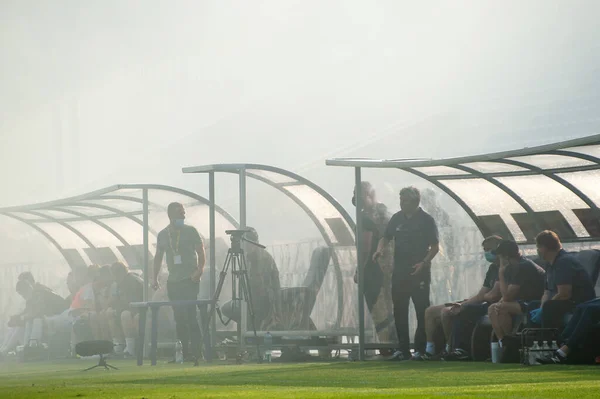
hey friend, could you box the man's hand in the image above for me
[151,279,160,291]
[411,262,429,276]
[191,268,204,283]
[449,303,462,316]
[353,269,358,284]
[372,250,382,262]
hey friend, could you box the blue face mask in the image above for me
[484,251,497,263]
[173,219,185,227]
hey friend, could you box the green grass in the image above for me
[0,359,598,398]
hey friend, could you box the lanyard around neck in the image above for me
[168,227,181,254]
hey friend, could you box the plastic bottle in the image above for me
[529,341,540,366]
[264,332,273,363]
[542,341,551,358]
[551,340,559,352]
[175,340,184,364]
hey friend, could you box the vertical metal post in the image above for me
[355,167,365,361]
[142,188,149,302]
[209,171,217,351]
[239,168,247,349]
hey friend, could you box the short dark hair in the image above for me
[495,240,520,259]
[482,235,503,247]
[167,202,183,220]
[535,230,561,251]
[111,261,129,276]
[18,271,35,285]
[244,227,259,243]
[399,186,421,204]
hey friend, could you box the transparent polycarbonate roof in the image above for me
[327,134,600,244]
[0,184,238,269]
[182,164,356,248]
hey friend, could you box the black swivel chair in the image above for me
[75,340,118,371]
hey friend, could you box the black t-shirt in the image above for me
[29,287,68,317]
[504,257,546,301]
[546,250,596,304]
[384,207,439,274]
[482,263,499,289]
[114,273,144,311]
[360,211,380,265]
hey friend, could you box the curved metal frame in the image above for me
[0,184,239,270]
[326,134,600,245]
[182,164,356,331]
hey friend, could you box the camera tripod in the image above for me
[209,229,264,363]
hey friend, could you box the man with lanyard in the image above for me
[373,186,440,361]
[153,202,206,363]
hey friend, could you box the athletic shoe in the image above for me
[442,348,470,361]
[387,350,406,361]
[412,352,435,361]
[536,351,567,365]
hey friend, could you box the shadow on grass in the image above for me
[121,362,600,390]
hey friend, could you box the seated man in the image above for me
[221,227,281,331]
[106,261,144,356]
[537,297,600,364]
[432,236,503,361]
[535,231,596,330]
[488,240,545,353]
[15,279,68,347]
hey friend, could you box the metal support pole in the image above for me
[209,171,217,352]
[355,167,365,361]
[239,168,248,350]
[142,188,149,302]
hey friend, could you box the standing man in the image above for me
[352,181,396,352]
[373,186,440,361]
[153,202,206,363]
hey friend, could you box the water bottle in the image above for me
[542,341,551,358]
[175,340,184,364]
[529,341,540,366]
[551,340,559,352]
[264,332,273,363]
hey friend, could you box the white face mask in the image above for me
[173,219,185,227]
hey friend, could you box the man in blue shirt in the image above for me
[535,231,596,330]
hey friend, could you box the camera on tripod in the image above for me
[225,229,265,252]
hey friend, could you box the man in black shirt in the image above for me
[373,186,439,360]
[421,235,503,361]
[352,182,395,350]
[535,230,596,330]
[106,261,144,356]
[488,240,545,347]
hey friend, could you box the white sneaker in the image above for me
[387,350,405,361]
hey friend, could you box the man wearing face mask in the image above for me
[535,230,595,330]
[373,186,439,361]
[418,235,503,361]
[352,181,396,354]
[487,240,545,358]
[153,202,206,363]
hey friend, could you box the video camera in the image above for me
[225,229,266,251]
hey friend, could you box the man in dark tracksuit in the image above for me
[373,186,440,360]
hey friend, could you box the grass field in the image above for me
[0,359,598,398]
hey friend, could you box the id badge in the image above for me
[174,255,182,265]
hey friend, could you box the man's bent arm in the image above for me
[552,284,572,301]
[153,248,164,284]
[423,242,439,264]
[482,282,501,303]
[196,242,206,272]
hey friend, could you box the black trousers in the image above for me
[541,300,575,331]
[451,303,490,352]
[167,278,202,358]
[391,272,430,355]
